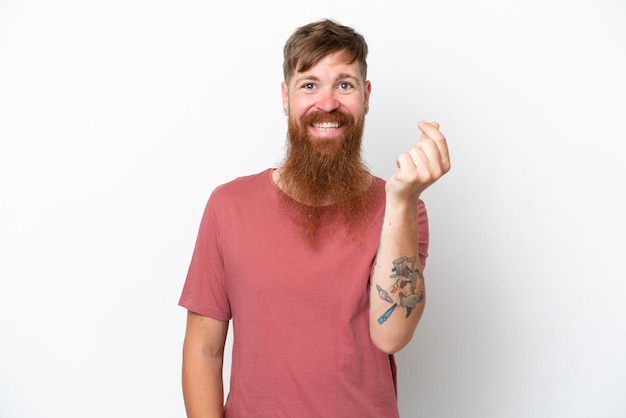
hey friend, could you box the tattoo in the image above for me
[375,284,394,304]
[377,303,397,324]
[377,256,425,324]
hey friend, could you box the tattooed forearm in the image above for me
[376,256,425,324]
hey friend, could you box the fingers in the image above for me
[395,151,421,173]
[418,121,443,143]
[410,140,442,173]
[417,121,451,173]
[388,120,451,199]
[420,121,440,130]
[397,145,434,180]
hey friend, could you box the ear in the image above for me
[364,80,372,109]
[281,82,289,110]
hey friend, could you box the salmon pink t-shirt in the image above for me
[179,168,429,418]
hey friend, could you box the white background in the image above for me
[1,0,625,417]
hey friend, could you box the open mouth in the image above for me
[312,122,342,132]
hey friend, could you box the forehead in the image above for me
[293,52,363,81]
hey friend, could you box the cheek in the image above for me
[331,93,364,113]
[340,105,364,120]
[289,97,313,114]
[290,104,315,122]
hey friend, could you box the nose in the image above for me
[315,88,340,112]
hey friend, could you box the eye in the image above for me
[339,81,353,91]
[302,82,315,90]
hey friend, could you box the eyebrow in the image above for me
[293,73,360,85]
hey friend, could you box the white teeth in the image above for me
[313,122,340,130]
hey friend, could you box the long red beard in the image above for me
[278,109,373,246]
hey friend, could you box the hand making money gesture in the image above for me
[386,121,451,202]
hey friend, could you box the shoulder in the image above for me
[369,175,386,196]
[210,168,274,200]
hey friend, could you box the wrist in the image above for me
[385,193,419,214]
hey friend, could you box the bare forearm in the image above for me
[182,313,228,418]
[182,349,225,418]
[369,200,425,354]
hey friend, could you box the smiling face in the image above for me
[277,51,374,245]
[282,51,371,150]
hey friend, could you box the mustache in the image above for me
[301,110,354,127]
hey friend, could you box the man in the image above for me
[179,18,450,417]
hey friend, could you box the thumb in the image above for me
[418,120,440,131]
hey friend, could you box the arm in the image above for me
[182,310,229,418]
[369,121,450,354]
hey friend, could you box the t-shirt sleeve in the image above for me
[417,199,430,270]
[178,192,231,321]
